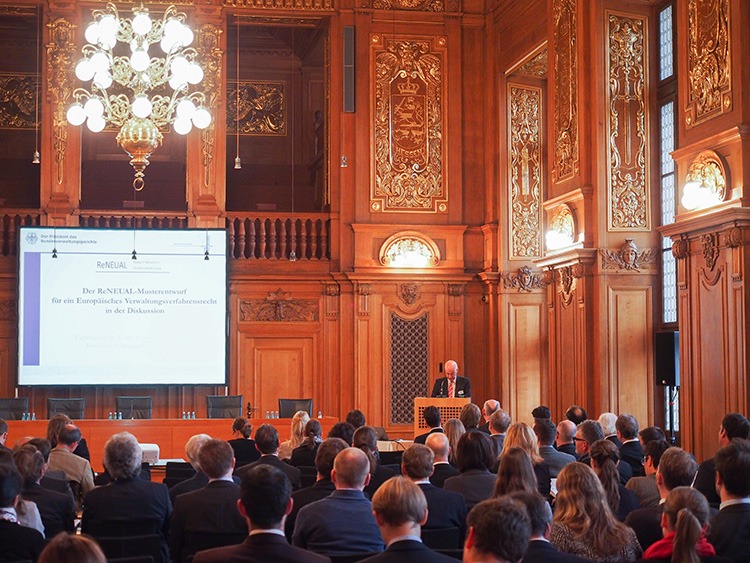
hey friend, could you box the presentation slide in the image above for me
[17,227,227,386]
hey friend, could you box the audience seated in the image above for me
[286,437,349,540]
[492,446,540,499]
[625,446,697,553]
[489,409,511,457]
[478,400,500,434]
[638,426,667,449]
[705,438,750,561]
[617,414,645,477]
[442,418,466,467]
[170,438,248,563]
[169,433,213,504]
[531,405,551,421]
[459,403,482,432]
[353,426,395,497]
[47,424,94,510]
[38,532,107,563]
[279,410,310,461]
[401,444,467,539]
[193,464,330,563]
[425,433,459,488]
[82,432,171,562]
[290,419,323,467]
[0,449,44,535]
[0,465,45,562]
[345,409,367,430]
[0,419,9,453]
[550,462,642,561]
[443,431,496,510]
[589,439,640,521]
[293,447,384,556]
[47,414,91,462]
[327,422,355,446]
[599,412,622,447]
[555,420,578,459]
[693,413,750,509]
[235,424,302,490]
[576,419,632,484]
[463,497,530,563]
[565,405,587,426]
[534,418,575,477]
[228,417,260,467]
[414,406,443,444]
[26,437,74,501]
[626,439,670,508]
[361,476,456,562]
[500,423,551,498]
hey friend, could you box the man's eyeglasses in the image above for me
[573,437,587,443]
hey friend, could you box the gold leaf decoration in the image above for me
[227,81,286,136]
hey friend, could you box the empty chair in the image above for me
[162,461,196,489]
[47,398,85,420]
[0,397,29,420]
[278,398,313,419]
[206,395,242,419]
[96,534,163,563]
[116,396,153,419]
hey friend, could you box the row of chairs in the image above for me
[0,396,313,420]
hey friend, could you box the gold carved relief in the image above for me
[600,239,655,272]
[552,0,578,183]
[0,74,38,129]
[197,24,223,188]
[239,288,319,322]
[701,232,719,271]
[516,49,548,79]
[686,0,731,126]
[224,0,333,8]
[398,283,421,306]
[227,81,286,136]
[509,84,543,258]
[46,18,77,186]
[559,266,575,307]
[373,0,444,11]
[371,35,446,212]
[502,266,545,292]
[607,13,649,230]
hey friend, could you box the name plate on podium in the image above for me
[414,397,470,437]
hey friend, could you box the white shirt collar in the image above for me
[387,534,421,547]
[720,498,750,510]
[249,528,284,537]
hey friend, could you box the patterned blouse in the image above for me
[550,521,643,562]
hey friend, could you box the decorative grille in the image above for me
[389,312,429,424]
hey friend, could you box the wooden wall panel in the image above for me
[507,300,545,424]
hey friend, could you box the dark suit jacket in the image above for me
[22,481,76,537]
[606,434,623,448]
[170,471,209,504]
[619,440,645,477]
[443,468,495,511]
[694,458,721,509]
[624,504,663,552]
[414,428,443,445]
[418,483,467,538]
[228,438,261,467]
[615,483,641,521]
[0,520,45,562]
[360,539,456,562]
[430,376,471,398]
[192,532,331,563]
[707,503,750,561]
[556,442,578,459]
[170,480,248,563]
[429,463,459,488]
[286,478,336,540]
[364,463,396,498]
[478,421,491,434]
[290,443,319,467]
[235,455,302,490]
[522,539,593,563]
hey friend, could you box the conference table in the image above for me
[7,416,340,473]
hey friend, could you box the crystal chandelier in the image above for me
[66,2,211,190]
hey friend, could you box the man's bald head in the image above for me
[556,420,576,444]
[332,447,371,490]
[426,432,450,461]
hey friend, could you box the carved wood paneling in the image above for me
[373,0,444,11]
[371,35,447,213]
[0,74,38,129]
[227,81,286,135]
[239,289,319,322]
[508,302,545,424]
[600,239,655,272]
[223,0,333,9]
[509,84,543,258]
[607,12,649,230]
[552,0,578,184]
[686,0,731,127]
[515,49,548,79]
[46,17,76,186]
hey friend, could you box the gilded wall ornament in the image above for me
[227,81,286,135]
[447,284,463,297]
[239,288,319,322]
[672,239,689,260]
[373,0,443,11]
[552,0,579,183]
[516,49,548,79]
[0,74,38,129]
[559,265,574,307]
[600,239,655,271]
[502,266,544,292]
[509,84,542,258]
[372,36,446,212]
[398,283,421,306]
[607,13,649,230]
[223,0,333,8]
[686,0,731,126]
[701,232,719,271]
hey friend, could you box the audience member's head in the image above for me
[301,419,322,450]
[46,414,73,448]
[493,446,537,498]
[0,465,23,508]
[239,465,291,529]
[422,406,441,428]
[38,533,106,563]
[197,439,234,479]
[103,432,142,480]
[644,439,670,475]
[482,400,500,421]
[556,419,577,445]
[443,418,466,464]
[0,449,12,469]
[401,444,434,480]
[314,437,349,480]
[720,413,750,444]
[490,409,511,435]
[231,417,253,439]
[328,421,355,446]
[353,426,379,475]
[288,411,311,449]
[456,431,495,473]
[531,405,551,420]
[345,409,366,429]
[598,413,618,437]
[184,434,212,470]
[565,405,587,425]
[425,432,450,462]
[27,438,52,462]
[460,403,482,430]
[371,476,427,529]
[589,439,621,514]
[615,414,639,440]
[0,419,7,444]
[331,447,371,490]
[501,422,542,463]
[661,487,710,563]
[57,425,82,449]
[255,424,280,455]
[464,498,530,563]
[576,419,604,456]
[533,418,557,447]
[13,445,45,487]
[657,447,698,492]
[638,425,666,447]
[509,490,553,540]
[715,438,750,499]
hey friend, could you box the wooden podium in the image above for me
[414,397,470,437]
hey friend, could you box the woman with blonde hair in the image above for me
[642,486,718,562]
[500,422,551,498]
[492,446,539,498]
[589,439,639,521]
[278,410,310,460]
[550,462,642,561]
[443,418,465,467]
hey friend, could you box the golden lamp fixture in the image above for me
[66,2,211,190]
[680,150,727,212]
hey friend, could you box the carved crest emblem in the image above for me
[398,283,421,306]
[701,233,719,271]
[600,239,655,272]
[502,266,544,292]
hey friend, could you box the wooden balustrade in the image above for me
[227,213,330,261]
[79,214,189,229]
[0,211,41,256]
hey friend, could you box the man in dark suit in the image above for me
[430,359,471,398]
[617,413,645,476]
[510,491,590,563]
[694,412,750,509]
[0,466,45,562]
[414,406,443,444]
[0,418,10,453]
[489,409,511,457]
[15,445,75,538]
[235,424,302,489]
[624,446,697,553]
[402,444,467,540]
[534,418,575,478]
[285,437,348,540]
[576,419,632,484]
[193,464,330,563]
[170,439,248,563]
[425,433,459,488]
[599,412,623,447]
[555,420,578,459]
[361,477,456,562]
[463,497,530,563]
[170,433,213,504]
[706,438,750,561]
[478,400,500,434]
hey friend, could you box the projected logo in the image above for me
[25,232,38,245]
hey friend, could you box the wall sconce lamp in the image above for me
[681,150,727,211]
[545,204,576,252]
[380,232,440,268]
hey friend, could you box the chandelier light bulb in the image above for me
[160,35,177,54]
[192,107,211,129]
[93,71,113,90]
[168,75,187,92]
[173,117,192,135]
[170,55,189,78]
[176,99,196,119]
[98,14,118,38]
[186,62,204,85]
[681,181,701,211]
[131,49,150,72]
[132,13,153,36]
[83,97,105,119]
[90,51,109,73]
[86,115,106,133]
[75,59,95,82]
[132,95,152,118]
[178,25,194,48]
[66,103,86,126]
[84,22,100,45]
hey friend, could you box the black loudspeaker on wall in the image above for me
[655,331,679,387]
[343,26,355,113]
